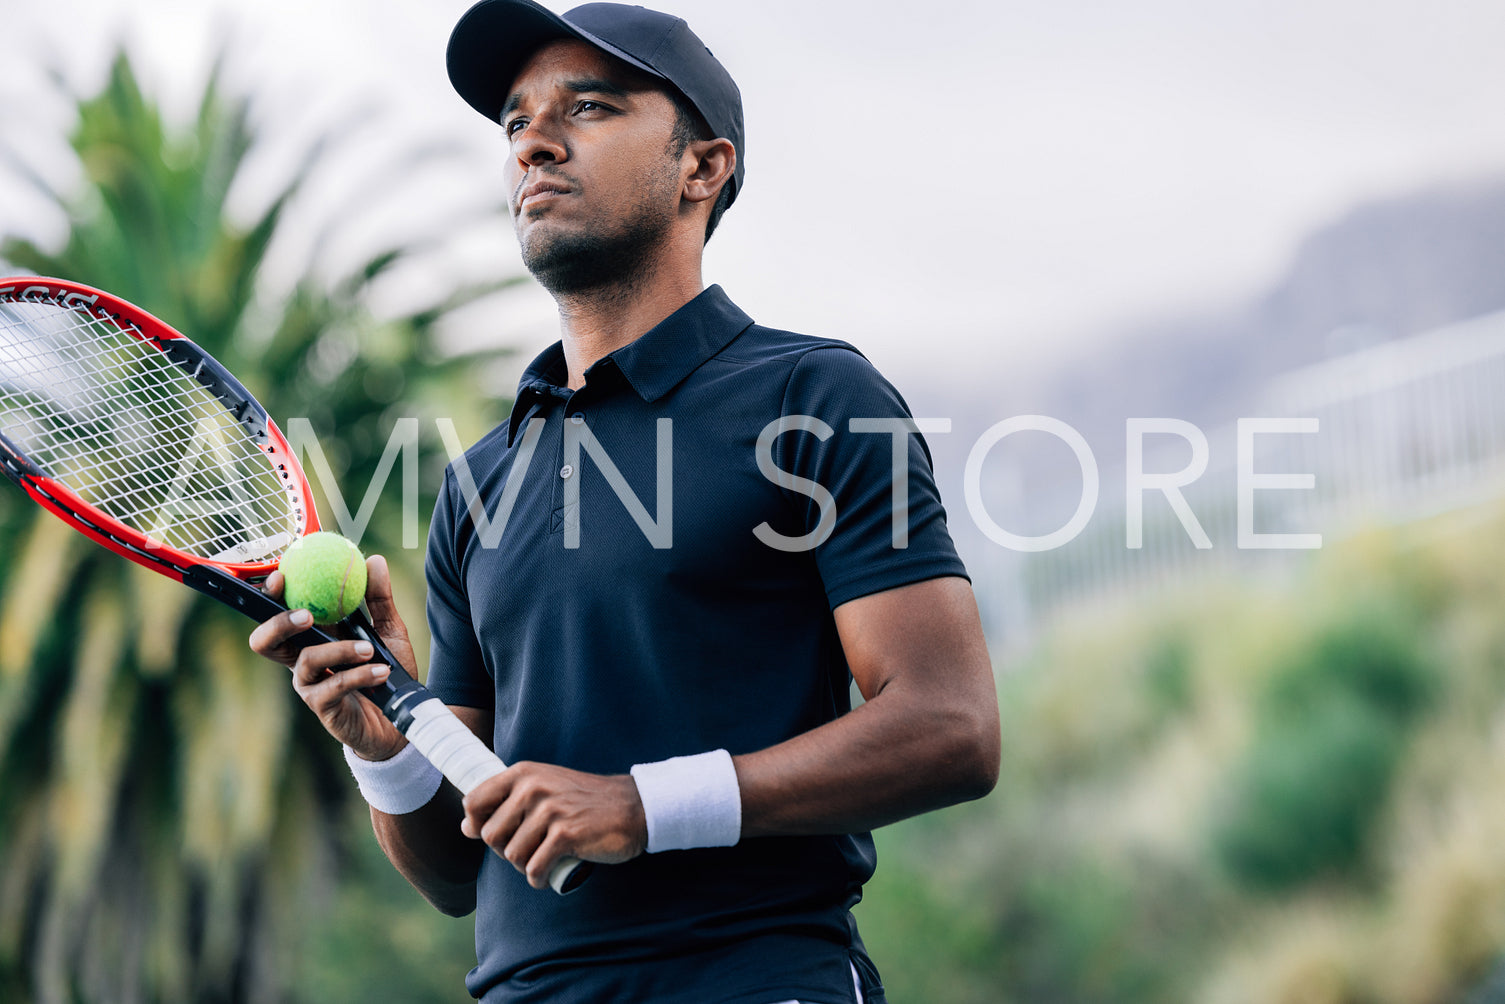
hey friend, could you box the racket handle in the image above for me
[402,696,506,793]
[401,697,593,895]
[192,566,595,893]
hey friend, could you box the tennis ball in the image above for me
[280,532,367,625]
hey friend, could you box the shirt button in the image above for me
[570,413,585,425]
[560,464,574,479]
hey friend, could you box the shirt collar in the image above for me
[506,285,754,445]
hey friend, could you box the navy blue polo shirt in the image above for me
[424,285,967,1004]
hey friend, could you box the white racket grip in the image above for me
[403,697,506,794]
[401,698,588,894]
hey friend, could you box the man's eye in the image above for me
[575,100,604,114]
[504,119,527,137]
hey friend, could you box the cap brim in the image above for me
[447,0,666,124]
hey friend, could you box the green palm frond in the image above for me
[0,44,516,1002]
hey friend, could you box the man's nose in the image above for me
[513,117,567,168]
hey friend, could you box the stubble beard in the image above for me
[519,172,678,299]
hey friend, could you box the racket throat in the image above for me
[182,564,286,620]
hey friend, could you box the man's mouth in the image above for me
[517,178,572,212]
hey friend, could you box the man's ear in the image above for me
[682,138,736,206]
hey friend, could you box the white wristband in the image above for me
[343,742,444,815]
[630,749,742,853]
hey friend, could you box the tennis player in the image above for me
[251,2,999,1001]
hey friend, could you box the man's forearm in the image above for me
[733,680,999,838]
[372,783,486,916]
[735,575,1000,839]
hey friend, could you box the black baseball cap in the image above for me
[447,0,745,205]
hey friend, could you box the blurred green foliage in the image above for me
[1213,691,1401,890]
[1213,603,1434,890]
[0,48,514,1002]
[293,805,479,1002]
[855,505,1505,1004]
[1142,634,1195,723]
[1259,604,1435,726]
[9,29,1505,1004]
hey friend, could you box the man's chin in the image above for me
[524,238,603,295]
[521,221,666,297]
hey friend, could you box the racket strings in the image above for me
[0,313,288,553]
[0,318,227,489]
[0,309,289,532]
[0,300,297,561]
[0,330,292,559]
[9,345,273,514]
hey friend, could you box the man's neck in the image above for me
[553,251,704,390]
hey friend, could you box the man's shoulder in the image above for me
[437,420,512,489]
[717,320,863,367]
[711,320,908,407]
[710,323,878,382]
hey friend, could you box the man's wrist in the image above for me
[630,749,742,852]
[343,741,443,815]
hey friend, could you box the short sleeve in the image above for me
[771,346,968,609]
[422,469,494,708]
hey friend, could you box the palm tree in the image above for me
[0,50,519,1002]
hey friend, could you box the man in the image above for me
[251,2,999,1001]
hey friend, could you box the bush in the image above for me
[1212,603,1433,891]
[1259,605,1434,727]
[1212,694,1402,890]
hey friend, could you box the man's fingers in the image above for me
[508,806,581,889]
[297,661,391,717]
[248,607,315,658]
[461,769,517,839]
[461,765,605,888]
[456,766,646,885]
[364,554,397,620]
[526,830,579,890]
[478,789,533,858]
[360,554,418,673]
[249,558,408,757]
[292,639,380,686]
[506,816,553,887]
[475,771,558,887]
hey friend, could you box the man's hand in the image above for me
[460,764,647,889]
[248,553,413,762]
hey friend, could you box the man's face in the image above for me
[500,39,686,294]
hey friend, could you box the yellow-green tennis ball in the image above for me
[281,532,367,625]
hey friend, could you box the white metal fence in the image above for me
[973,309,1505,644]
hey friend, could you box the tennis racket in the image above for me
[0,276,590,894]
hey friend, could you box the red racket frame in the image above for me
[0,276,593,894]
[0,277,318,587]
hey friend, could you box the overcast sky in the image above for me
[5,0,1505,391]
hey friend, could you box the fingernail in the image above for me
[355,641,374,658]
[371,665,389,682]
[291,610,312,626]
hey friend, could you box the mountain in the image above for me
[1035,175,1505,451]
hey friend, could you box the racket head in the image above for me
[0,276,319,584]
